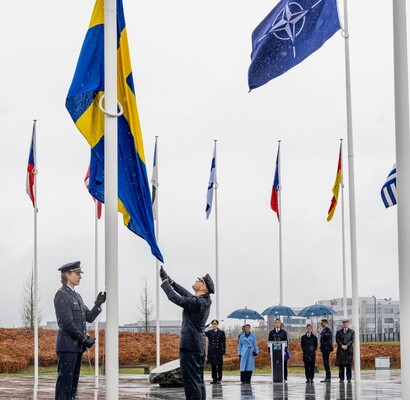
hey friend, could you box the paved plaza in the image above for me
[0,370,401,399]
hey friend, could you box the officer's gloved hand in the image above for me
[83,336,96,349]
[94,291,106,307]
[159,266,169,282]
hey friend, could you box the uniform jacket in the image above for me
[335,328,355,366]
[238,332,259,372]
[205,328,226,364]
[301,332,318,362]
[54,285,101,353]
[320,326,334,354]
[161,279,211,353]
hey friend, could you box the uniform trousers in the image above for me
[304,359,315,381]
[211,363,223,382]
[322,351,332,380]
[55,352,83,400]
[180,348,206,400]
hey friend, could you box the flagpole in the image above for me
[340,139,347,320]
[213,140,220,320]
[277,140,283,305]
[32,120,38,391]
[94,200,99,386]
[342,0,360,381]
[392,1,410,397]
[104,0,119,397]
[154,136,161,368]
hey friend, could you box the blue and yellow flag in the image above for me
[66,0,163,262]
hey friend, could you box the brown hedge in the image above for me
[0,328,400,373]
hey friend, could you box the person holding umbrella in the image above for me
[238,324,259,384]
[319,318,334,382]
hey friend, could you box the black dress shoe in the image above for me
[306,380,310,383]
[321,379,331,382]
[210,381,217,384]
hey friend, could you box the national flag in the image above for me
[26,121,36,208]
[84,165,102,219]
[205,146,216,219]
[248,0,341,90]
[66,0,163,262]
[271,144,281,220]
[151,138,158,220]
[381,165,397,208]
[327,143,342,221]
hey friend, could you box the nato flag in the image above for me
[248,0,340,90]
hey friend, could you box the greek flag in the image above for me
[205,146,216,219]
[381,165,397,208]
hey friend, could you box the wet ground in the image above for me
[0,370,401,399]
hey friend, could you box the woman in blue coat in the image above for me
[237,324,259,384]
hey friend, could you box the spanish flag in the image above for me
[66,0,163,262]
[327,143,342,221]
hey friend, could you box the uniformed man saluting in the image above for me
[54,261,106,400]
[160,266,214,400]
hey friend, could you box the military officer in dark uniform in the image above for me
[160,266,214,400]
[205,319,226,384]
[320,318,334,382]
[54,261,106,400]
[268,318,289,381]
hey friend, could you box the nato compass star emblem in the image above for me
[256,0,323,58]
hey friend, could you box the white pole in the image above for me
[32,120,38,391]
[342,0,361,381]
[104,0,119,397]
[392,1,410,397]
[154,136,161,368]
[213,140,220,320]
[277,140,283,305]
[340,139,347,320]
[94,200,99,386]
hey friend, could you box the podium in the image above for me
[268,341,287,383]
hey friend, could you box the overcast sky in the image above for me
[0,0,403,329]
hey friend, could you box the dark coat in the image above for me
[54,285,101,353]
[268,328,288,343]
[320,326,334,354]
[301,333,318,362]
[335,328,355,366]
[268,328,289,359]
[205,328,226,364]
[161,280,211,353]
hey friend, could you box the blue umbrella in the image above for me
[297,304,336,318]
[227,307,264,321]
[261,305,296,317]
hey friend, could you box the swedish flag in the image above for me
[66,0,163,262]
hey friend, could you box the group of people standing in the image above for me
[302,318,355,384]
[234,317,355,385]
[54,261,355,400]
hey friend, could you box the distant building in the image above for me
[43,320,182,334]
[318,297,400,334]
